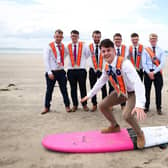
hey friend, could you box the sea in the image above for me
[0,48,167,56]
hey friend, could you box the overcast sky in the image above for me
[0,0,167,49]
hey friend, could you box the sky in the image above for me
[0,0,168,49]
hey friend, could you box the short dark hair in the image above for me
[55,29,63,34]
[113,33,122,39]
[131,33,139,38]
[92,30,101,36]
[71,30,79,35]
[100,39,114,49]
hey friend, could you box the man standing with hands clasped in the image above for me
[142,33,165,115]
[42,29,71,114]
[81,39,146,149]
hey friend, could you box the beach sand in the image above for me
[0,53,168,168]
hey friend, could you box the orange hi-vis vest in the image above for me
[129,44,143,70]
[145,47,162,74]
[49,42,64,65]
[68,42,83,67]
[89,43,103,71]
[105,56,126,96]
[117,45,126,58]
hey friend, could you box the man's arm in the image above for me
[123,60,146,120]
[81,70,108,102]
[43,47,54,80]
[153,49,165,74]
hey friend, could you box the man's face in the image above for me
[54,32,63,44]
[114,36,122,47]
[149,38,157,47]
[131,36,139,46]
[71,33,79,43]
[101,46,115,64]
[92,33,101,44]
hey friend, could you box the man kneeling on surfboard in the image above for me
[81,39,146,149]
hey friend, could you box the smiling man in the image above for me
[142,33,165,115]
[81,39,146,149]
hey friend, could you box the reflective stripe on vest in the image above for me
[120,45,126,58]
[49,42,64,65]
[129,44,143,70]
[68,42,83,67]
[145,47,162,74]
[105,56,126,96]
[89,43,103,71]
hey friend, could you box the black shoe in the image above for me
[144,108,149,113]
[157,109,162,115]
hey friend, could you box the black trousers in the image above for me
[137,69,144,81]
[89,68,107,105]
[44,70,70,109]
[67,69,87,107]
[144,70,163,110]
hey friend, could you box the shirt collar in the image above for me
[108,55,117,68]
[115,45,121,51]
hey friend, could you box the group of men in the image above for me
[42,29,165,115]
[42,29,165,149]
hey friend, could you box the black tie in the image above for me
[108,65,118,83]
[95,45,99,63]
[117,48,120,56]
[134,47,137,63]
[152,46,156,54]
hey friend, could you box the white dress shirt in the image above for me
[128,44,144,69]
[88,42,105,70]
[67,42,90,69]
[142,45,165,74]
[87,56,146,109]
[115,45,129,59]
[43,42,68,74]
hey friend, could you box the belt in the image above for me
[52,69,63,72]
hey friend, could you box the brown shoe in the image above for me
[137,131,145,149]
[90,105,97,112]
[83,105,89,111]
[157,109,163,115]
[72,106,77,112]
[65,106,72,113]
[41,108,49,115]
[101,124,120,133]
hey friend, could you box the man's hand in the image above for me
[81,96,89,103]
[148,72,154,80]
[48,73,55,80]
[131,107,146,121]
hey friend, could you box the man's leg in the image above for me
[154,72,163,114]
[99,91,126,132]
[122,92,145,148]
[67,70,78,108]
[56,70,71,111]
[78,69,88,111]
[89,68,98,106]
[42,72,56,114]
[144,72,153,111]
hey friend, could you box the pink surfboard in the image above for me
[42,128,135,153]
[42,126,168,153]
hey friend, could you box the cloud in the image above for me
[0,0,167,49]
